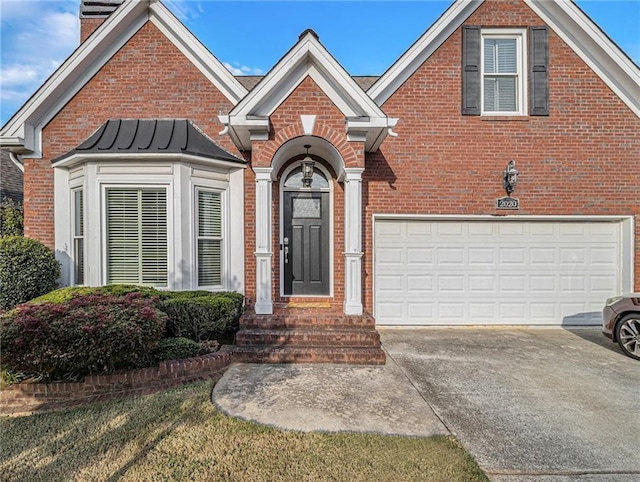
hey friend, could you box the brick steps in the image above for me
[232,307,385,365]
[229,345,386,365]
[239,313,376,330]
[236,328,380,347]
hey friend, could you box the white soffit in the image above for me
[368,0,640,118]
[224,30,391,152]
[0,0,248,157]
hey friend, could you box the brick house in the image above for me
[1,0,638,363]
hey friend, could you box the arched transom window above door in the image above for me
[283,166,330,190]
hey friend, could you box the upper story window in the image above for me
[462,26,547,117]
[481,30,526,115]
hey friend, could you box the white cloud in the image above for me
[223,62,264,76]
[163,0,203,22]
[1,1,80,123]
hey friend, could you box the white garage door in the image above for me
[374,219,623,326]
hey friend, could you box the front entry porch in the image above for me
[231,303,386,364]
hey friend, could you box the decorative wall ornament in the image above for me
[503,160,519,194]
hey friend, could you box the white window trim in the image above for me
[278,161,334,298]
[100,183,172,288]
[481,28,527,116]
[71,187,85,286]
[194,186,226,290]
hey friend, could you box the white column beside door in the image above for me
[343,168,364,315]
[254,167,273,314]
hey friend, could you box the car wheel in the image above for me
[615,314,640,360]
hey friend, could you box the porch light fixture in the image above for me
[301,144,315,188]
[503,160,519,195]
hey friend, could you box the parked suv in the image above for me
[603,294,640,360]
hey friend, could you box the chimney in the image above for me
[80,1,125,42]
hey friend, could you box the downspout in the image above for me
[9,152,24,172]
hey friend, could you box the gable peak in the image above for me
[299,29,319,41]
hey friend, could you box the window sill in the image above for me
[481,115,529,122]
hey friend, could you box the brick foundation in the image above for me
[0,351,230,416]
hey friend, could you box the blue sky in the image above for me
[1,0,639,125]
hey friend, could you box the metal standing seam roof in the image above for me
[52,119,246,165]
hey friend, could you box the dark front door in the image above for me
[283,191,330,295]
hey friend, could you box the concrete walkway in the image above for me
[212,359,448,437]
[212,327,640,481]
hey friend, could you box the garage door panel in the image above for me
[530,247,556,264]
[437,247,464,264]
[408,275,434,293]
[590,275,617,293]
[377,275,403,293]
[591,247,617,264]
[469,275,495,291]
[376,247,403,264]
[407,303,434,320]
[375,220,622,326]
[560,276,586,292]
[530,275,556,292]
[438,303,464,319]
[500,248,526,264]
[407,247,434,264]
[469,248,495,264]
[438,223,464,236]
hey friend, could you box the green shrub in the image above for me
[26,285,243,342]
[152,337,206,362]
[159,292,242,342]
[0,236,60,310]
[0,292,167,381]
[0,198,23,237]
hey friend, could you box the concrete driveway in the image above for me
[381,328,640,481]
[214,327,640,481]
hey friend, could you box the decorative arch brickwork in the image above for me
[252,121,361,169]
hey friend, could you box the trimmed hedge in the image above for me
[161,291,244,342]
[0,236,60,310]
[0,292,167,381]
[31,285,244,342]
[152,337,216,362]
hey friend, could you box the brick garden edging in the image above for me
[0,350,231,416]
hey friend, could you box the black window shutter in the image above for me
[462,26,481,115]
[529,26,549,116]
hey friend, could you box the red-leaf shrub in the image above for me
[0,292,167,381]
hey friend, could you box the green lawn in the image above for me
[0,381,488,481]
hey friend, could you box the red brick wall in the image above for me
[80,18,104,43]
[24,21,240,248]
[363,0,640,311]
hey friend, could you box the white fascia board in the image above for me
[0,0,150,157]
[231,32,385,121]
[52,152,247,170]
[149,2,247,104]
[368,0,484,106]
[523,0,640,118]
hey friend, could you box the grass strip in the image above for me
[1,381,488,481]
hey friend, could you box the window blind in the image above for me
[73,189,84,285]
[197,190,222,286]
[106,188,167,286]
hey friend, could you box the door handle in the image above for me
[283,237,289,264]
